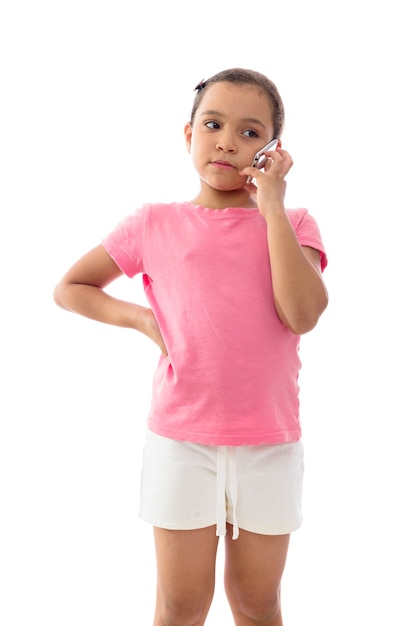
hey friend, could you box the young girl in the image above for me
[54,68,328,626]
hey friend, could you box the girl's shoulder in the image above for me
[285,207,309,228]
[286,208,327,270]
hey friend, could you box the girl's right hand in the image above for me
[140,307,169,360]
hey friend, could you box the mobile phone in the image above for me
[246,139,279,183]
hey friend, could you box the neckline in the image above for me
[183,201,260,217]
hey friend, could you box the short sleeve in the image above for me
[102,205,148,278]
[286,208,328,271]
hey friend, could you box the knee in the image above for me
[232,591,281,624]
[156,594,211,626]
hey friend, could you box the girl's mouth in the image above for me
[211,160,236,170]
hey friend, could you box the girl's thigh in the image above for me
[224,525,290,602]
[153,525,219,607]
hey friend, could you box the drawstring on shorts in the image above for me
[216,446,239,540]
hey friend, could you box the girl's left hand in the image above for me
[241,148,293,218]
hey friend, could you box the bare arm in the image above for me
[264,213,328,334]
[53,244,168,355]
[242,149,328,335]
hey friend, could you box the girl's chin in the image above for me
[210,180,247,192]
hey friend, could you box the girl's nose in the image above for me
[216,135,237,153]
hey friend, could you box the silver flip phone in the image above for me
[246,139,278,183]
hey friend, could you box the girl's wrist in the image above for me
[263,208,286,222]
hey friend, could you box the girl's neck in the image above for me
[190,187,257,211]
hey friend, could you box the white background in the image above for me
[1,0,417,624]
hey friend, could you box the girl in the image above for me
[54,67,328,626]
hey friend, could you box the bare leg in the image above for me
[153,525,219,626]
[224,524,290,626]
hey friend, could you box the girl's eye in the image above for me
[205,121,221,130]
[243,129,259,138]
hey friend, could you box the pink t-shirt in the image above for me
[103,202,327,446]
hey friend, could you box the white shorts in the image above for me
[139,430,304,540]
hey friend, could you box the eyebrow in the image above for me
[198,110,267,130]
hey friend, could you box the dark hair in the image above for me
[190,68,285,139]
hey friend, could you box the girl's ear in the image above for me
[184,122,192,153]
[275,139,282,150]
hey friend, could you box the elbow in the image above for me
[287,315,321,335]
[53,284,60,306]
[277,294,329,335]
[53,282,68,310]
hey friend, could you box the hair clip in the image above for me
[194,79,206,92]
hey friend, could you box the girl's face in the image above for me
[184,81,275,193]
